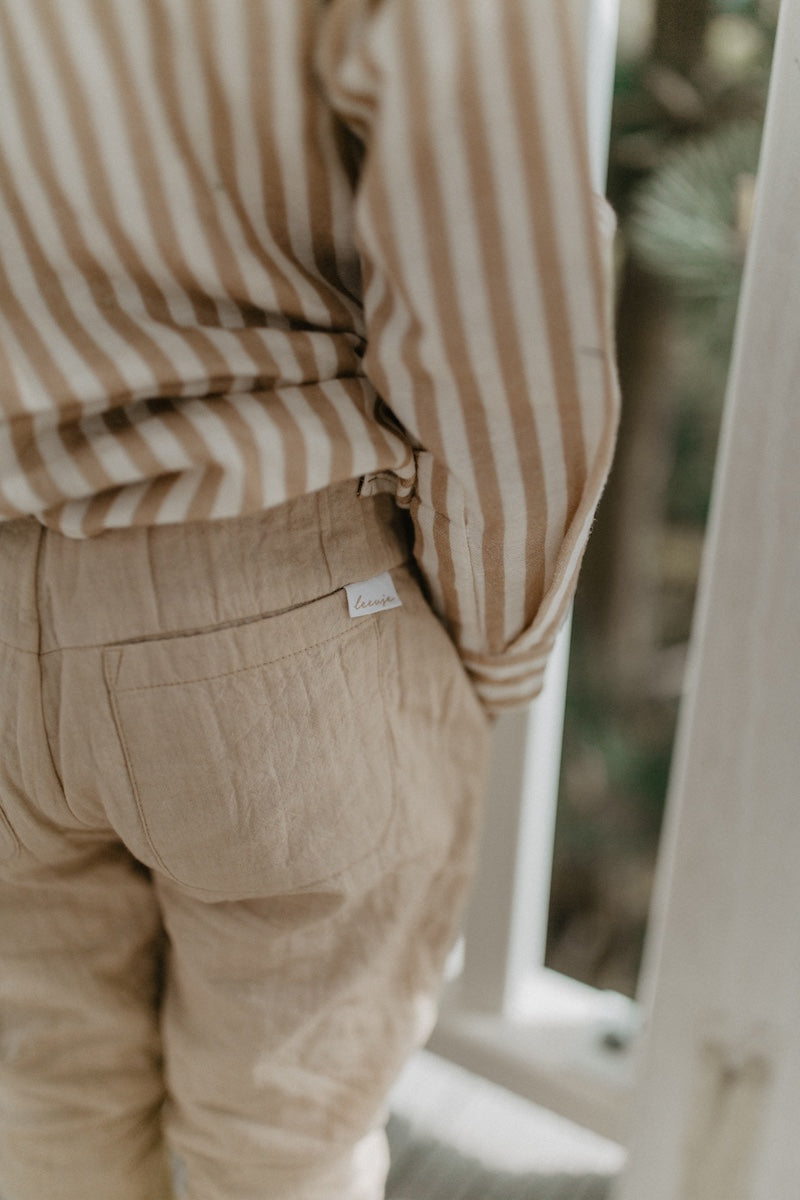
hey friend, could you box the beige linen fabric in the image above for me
[0,482,490,1200]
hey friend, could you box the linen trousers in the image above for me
[0,482,490,1200]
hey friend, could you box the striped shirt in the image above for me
[0,0,619,710]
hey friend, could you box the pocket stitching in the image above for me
[104,616,397,896]
[109,612,371,695]
[104,648,177,884]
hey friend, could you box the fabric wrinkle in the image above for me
[0,484,489,1199]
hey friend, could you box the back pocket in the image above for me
[103,590,395,899]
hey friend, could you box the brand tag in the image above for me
[344,572,403,619]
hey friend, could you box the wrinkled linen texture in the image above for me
[0,484,490,1200]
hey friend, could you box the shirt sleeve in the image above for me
[318,0,620,712]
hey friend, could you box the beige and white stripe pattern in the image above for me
[0,0,619,709]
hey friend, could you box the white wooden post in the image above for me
[457,618,573,1014]
[615,3,800,1196]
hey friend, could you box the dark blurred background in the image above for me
[545,0,779,997]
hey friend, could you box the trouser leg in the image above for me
[0,837,170,1200]
[0,489,489,1199]
[156,804,483,1200]
[0,528,170,1200]
[147,573,490,1200]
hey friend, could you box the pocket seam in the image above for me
[103,615,397,896]
[109,611,372,695]
[103,648,176,883]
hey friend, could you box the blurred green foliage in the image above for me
[546,0,778,996]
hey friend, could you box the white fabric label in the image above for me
[344,572,403,619]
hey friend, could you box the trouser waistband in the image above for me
[0,482,412,653]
